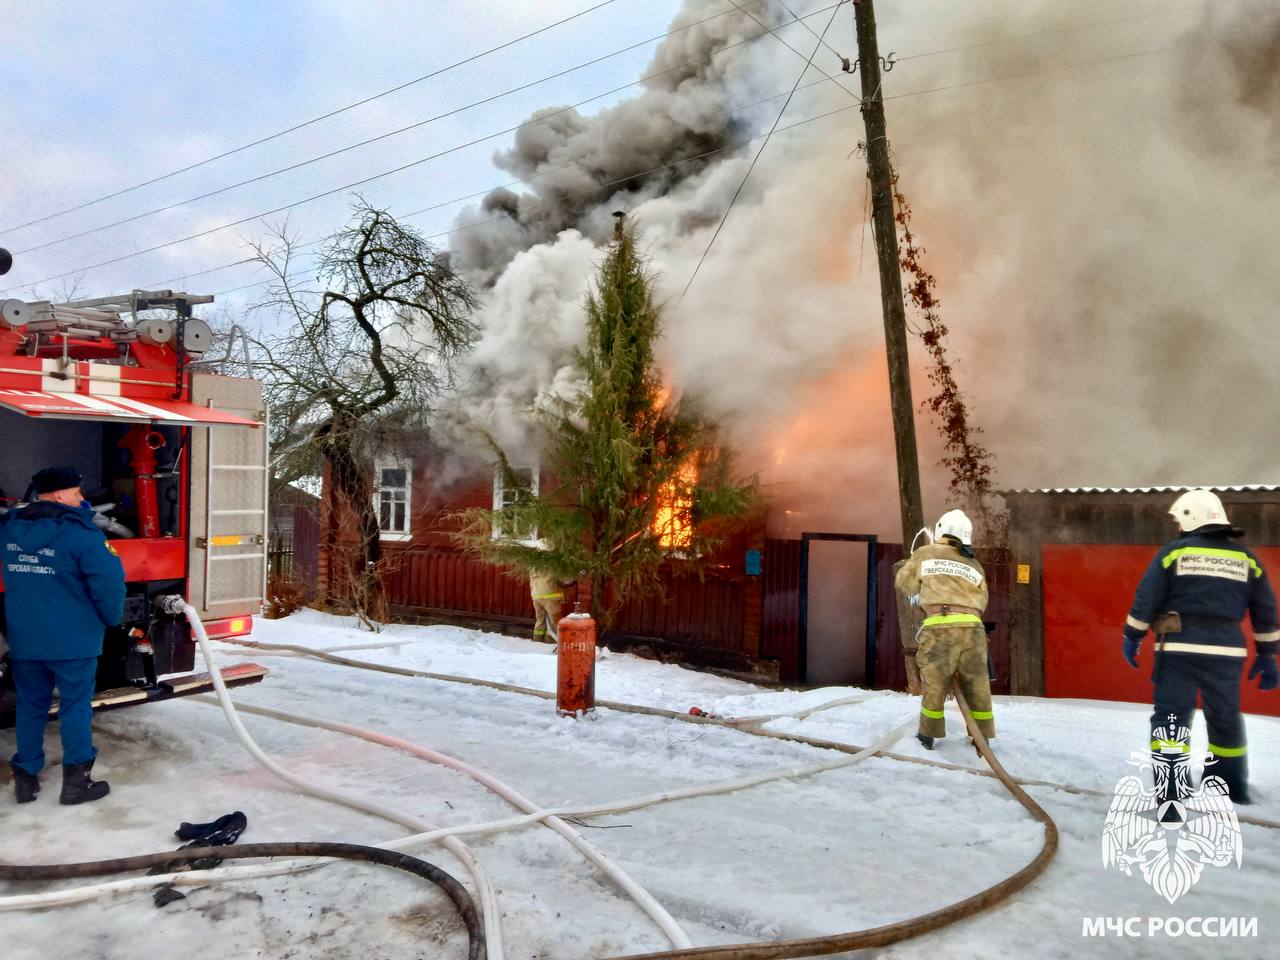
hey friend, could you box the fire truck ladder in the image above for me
[7,291,213,341]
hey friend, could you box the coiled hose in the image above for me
[0,842,484,960]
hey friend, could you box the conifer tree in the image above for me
[456,218,756,627]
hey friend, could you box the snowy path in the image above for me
[2,609,1276,959]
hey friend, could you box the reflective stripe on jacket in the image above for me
[1124,531,1279,657]
[529,571,563,601]
[894,542,988,614]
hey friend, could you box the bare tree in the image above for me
[249,201,477,626]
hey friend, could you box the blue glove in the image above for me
[1248,655,1278,691]
[1122,637,1141,669]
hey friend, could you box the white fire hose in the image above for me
[0,610,913,950]
[171,601,507,958]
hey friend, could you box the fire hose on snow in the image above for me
[0,842,484,960]
[221,635,1280,830]
[0,600,494,960]
[7,617,1273,955]
[204,635,1064,957]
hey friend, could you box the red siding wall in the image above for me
[1042,544,1280,717]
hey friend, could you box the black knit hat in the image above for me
[32,466,83,495]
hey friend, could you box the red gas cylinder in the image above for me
[556,605,596,717]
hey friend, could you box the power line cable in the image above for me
[882,19,1280,104]
[772,0,850,64]
[725,0,859,101]
[141,2,1229,293]
[12,1,774,257]
[0,0,625,237]
[212,97,873,299]
[1,0,1214,248]
[678,2,843,301]
[144,68,851,293]
[24,9,1259,298]
[199,8,1262,302]
[2,3,852,294]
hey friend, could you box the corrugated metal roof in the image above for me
[1001,484,1280,495]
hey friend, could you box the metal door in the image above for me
[187,373,268,619]
[799,533,878,687]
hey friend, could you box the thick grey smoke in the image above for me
[444,0,1280,539]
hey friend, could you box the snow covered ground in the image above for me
[2,609,1277,959]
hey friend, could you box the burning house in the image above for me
[314,0,1280,692]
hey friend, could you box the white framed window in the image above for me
[376,460,412,542]
[492,463,540,544]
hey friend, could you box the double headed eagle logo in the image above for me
[1102,715,1243,903]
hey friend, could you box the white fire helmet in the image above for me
[1168,488,1228,533]
[934,509,973,547]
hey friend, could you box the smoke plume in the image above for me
[443,0,1280,539]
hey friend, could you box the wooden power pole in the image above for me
[850,0,924,547]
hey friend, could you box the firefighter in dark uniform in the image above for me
[1122,489,1279,805]
[0,466,125,805]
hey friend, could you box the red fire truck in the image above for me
[0,273,268,725]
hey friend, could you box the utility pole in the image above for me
[849,0,924,547]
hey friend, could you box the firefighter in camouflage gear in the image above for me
[894,509,993,749]
[529,570,564,643]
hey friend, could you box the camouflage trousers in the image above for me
[532,597,561,642]
[916,623,995,740]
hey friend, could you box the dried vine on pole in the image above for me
[892,173,1004,542]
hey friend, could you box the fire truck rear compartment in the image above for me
[0,392,268,727]
[0,412,184,537]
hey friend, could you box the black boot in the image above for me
[10,763,40,804]
[60,760,110,805]
[916,733,935,751]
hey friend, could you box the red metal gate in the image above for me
[1042,544,1280,717]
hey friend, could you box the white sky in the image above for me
[0,1,694,306]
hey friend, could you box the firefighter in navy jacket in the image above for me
[1122,489,1279,805]
[0,466,125,805]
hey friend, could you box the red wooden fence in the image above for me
[612,571,746,652]
[383,549,530,619]
[382,549,750,656]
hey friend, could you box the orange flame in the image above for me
[654,461,696,550]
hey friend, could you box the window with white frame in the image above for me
[492,463,539,543]
[376,460,412,541]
